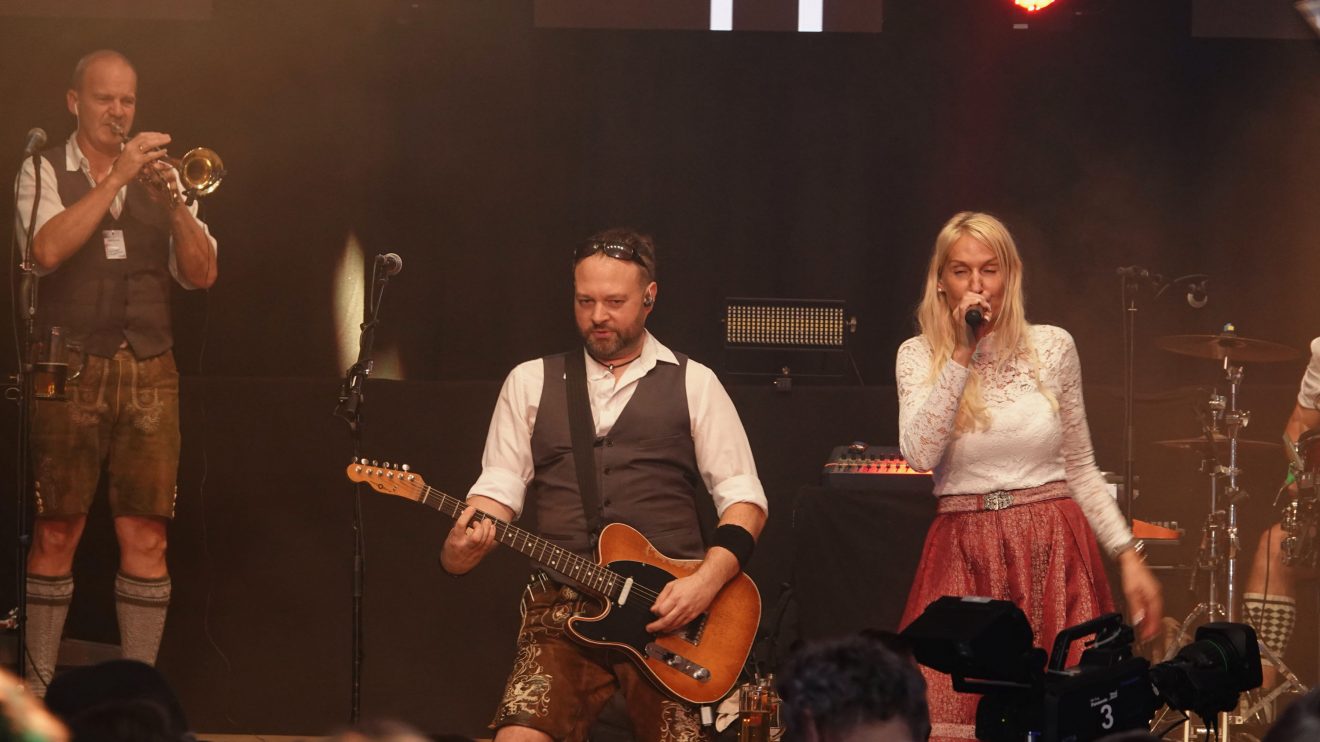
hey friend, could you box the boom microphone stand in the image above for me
[1117,266,1168,524]
[6,135,48,678]
[333,251,402,723]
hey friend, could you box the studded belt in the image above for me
[936,480,1070,514]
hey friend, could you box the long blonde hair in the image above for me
[915,211,1051,430]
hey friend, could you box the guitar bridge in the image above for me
[645,642,711,682]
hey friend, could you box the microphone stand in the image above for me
[6,150,44,677]
[332,256,395,723]
[1115,270,1212,527]
[1118,270,1143,525]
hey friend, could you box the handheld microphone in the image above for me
[377,252,403,276]
[966,307,984,329]
[23,127,47,156]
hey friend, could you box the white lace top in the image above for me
[896,324,1132,556]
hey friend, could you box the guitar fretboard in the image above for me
[418,484,624,599]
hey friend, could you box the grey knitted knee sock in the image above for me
[25,573,74,697]
[115,571,171,665]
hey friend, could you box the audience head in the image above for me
[43,660,189,742]
[777,631,930,742]
[1263,686,1320,742]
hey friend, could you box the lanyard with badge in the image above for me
[103,229,127,260]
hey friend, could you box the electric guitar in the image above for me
[346,459,761,705]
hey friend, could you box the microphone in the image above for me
[965,307,984,329]
[1186,280,1208,309]
[23,127,47,155]
[376,252,403,276]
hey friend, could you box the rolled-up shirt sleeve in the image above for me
[686,360,768,517]
[466,359,542,519]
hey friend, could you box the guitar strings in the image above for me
[418,483,669,606]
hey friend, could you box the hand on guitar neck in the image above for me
[439,495,510,575]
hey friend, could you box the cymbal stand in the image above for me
[1167,452,1228,662]
[1163,362,1258,740]
[1168,391,1230,651]
[1220,360,1248,623]
[1161,380,1238,739]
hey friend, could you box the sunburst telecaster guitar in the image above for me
[346,459,761,705]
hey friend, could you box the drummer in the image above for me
[1243,336,1320,693]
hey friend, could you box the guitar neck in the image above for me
[420,484,621,600]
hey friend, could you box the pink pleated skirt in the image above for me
[899,493,1116,741]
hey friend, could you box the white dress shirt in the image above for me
[468,331,768,521]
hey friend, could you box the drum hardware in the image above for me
[1154,436,1280,456]
[1152,329,1311,739]
[1278,428,1320,568]
[1155,332,1302,364]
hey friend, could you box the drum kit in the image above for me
[1144,329,1316,738]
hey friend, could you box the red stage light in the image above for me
[1014,0,1058,10]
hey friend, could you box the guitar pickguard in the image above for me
[569,560,702,651]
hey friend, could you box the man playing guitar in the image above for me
[440,228,768,742]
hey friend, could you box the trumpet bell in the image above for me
[177,147,225,196]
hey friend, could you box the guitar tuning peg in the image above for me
[383,461,391,468]
[371,459,379,467]
[401,464,410,472]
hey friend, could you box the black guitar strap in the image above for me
[564,349,605,546]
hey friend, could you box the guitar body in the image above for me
[345,461,761,706]
[565,522,761,705]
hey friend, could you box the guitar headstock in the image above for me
[346,458,427,502]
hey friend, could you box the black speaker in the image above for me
[790,486,935,639]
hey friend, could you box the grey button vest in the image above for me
[529,352,704,559]
[36,145,174,359]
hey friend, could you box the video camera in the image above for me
[902,596,1262,742]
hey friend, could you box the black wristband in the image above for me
[713,524,755,570]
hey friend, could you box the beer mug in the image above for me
[33,327,68,400]
[738,676,780,742]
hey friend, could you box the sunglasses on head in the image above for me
[575,240,648,268]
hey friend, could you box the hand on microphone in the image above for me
[953,293,990,365]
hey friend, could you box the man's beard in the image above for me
[582,324,640,361]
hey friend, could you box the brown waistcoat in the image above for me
[35,145,174,359]
[529,352,704,559]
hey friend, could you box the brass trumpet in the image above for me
[110,124,225,205]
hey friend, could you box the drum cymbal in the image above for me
[1154,434,1281,454]
[1155,334,1301,363]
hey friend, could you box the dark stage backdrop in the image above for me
[1,0,1319,736]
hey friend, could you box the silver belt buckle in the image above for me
[983,491,1014,511]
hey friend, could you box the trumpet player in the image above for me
[13,49,218,695]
